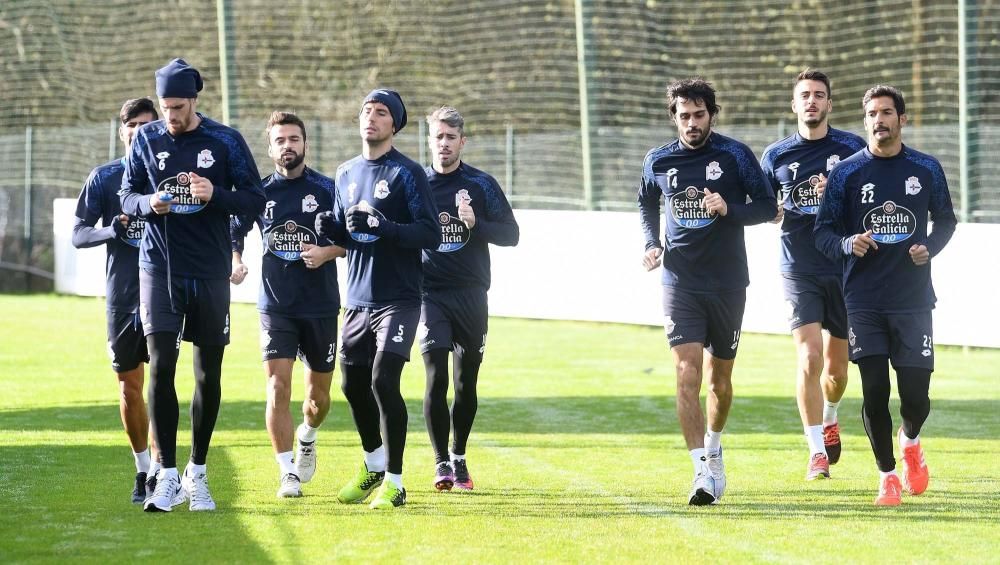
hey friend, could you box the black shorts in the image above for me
[781,273,848,339]
[419,288,489,359]
[662,286,746,360]
[340,305,421,365]
[848,310,934,370]
[260,313,338,372]
[106,311,149,373]
[139,268,231,347]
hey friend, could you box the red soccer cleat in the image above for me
[805,453,831,481]
[875,473,902,506]
[823,423,842,465]
[899,428,929,495]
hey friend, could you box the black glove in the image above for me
[346,205,378,234]
[112,217,129,238]
[315,211,337,238]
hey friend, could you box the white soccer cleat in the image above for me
[706,448,726,503]
[688,468,716,506]
[294,430,317,484]
[181,470,216,511]
[143,470,186,512]
[277,473,302,498]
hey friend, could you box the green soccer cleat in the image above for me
[369,482,406,509]
[337,462,385,504]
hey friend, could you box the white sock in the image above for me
[134,449,151,473]
[364,446,387,472]
[689,448,707,473]
[275,451,295,475]
[823,400,840,425]
[704,430,723,454]
[899,430,920,447]
[880,469,898,480]
[298,422,318,443]
[148,460,161,477]
[186,462,207,477]
[805,425,826,456]
[159,467,178,480]
[450,451,466,462]
[386,472,403,489]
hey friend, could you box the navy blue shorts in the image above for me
[139,268,231,347]
[106,310,149,373]
[340,305,421,365]
[848,310,934,370]
[419,287,489,359]
[781,273,848,339]
[662,286,746,360]
[260,313,338,372]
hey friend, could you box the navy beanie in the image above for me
[361,88,407,133]
[155,58,203,99]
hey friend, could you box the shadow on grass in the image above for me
[2,396,996,439]
[0,444,274,562]
[396,486,998,522]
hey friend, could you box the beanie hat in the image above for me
[361,88,407,133]
[155,58,203,99]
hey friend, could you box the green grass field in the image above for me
[1,294,998,563]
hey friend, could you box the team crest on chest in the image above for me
[347,182,357,202]
[374,179,390,199]
[302,194,318,213]
[905,176,922,196]
[455,189,471,208]
[156,151,170,171]
[197,149,215,169]
[706,161,723,181]
[826,154,841,171]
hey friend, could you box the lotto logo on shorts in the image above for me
[156,173,205,214]
[863,200,916,244]
[669,187,716,229]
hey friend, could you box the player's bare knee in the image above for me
[797,346,823,378]
[267,373,292,405]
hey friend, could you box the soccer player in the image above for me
[73,97,160,504]
[815,85,956,506]
[637,78,776,505]
[315,89,439,509]
[761,69,865,480]
[119,58,266,512]
[420,107,519,491]
[230,111,345,498]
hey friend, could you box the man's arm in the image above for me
[472,175,519,247]
[814,168,854,261]
[316,178,348,245]
[119,136,156,217]
[73,170,123,248]
[923,161,957,259]
[637,160,663,252]
[203,133,267,217]
[723,146,777,225]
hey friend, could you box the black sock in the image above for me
[340,362,383,453]
[858,355,895,472]
[897,366,932,440]
[423,349,451,464]
[189,344,224,466]
[451,351,481,457]
[372,351,407,475]
[147,332,180,469]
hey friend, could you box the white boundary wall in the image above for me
[53,201,998,348]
